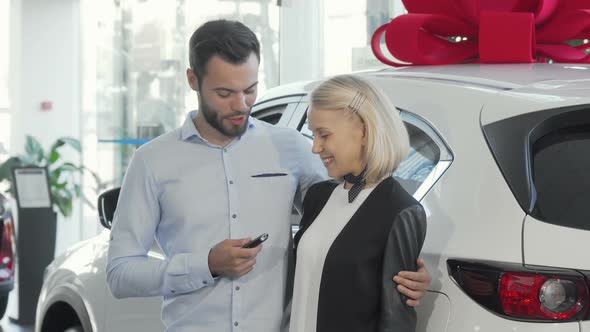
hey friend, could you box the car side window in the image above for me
[299,110,451,199]
[252,104,289,124]
[393,121,440,195]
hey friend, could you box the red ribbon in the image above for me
[371,0,590,66]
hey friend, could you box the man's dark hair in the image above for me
[189,20,260,86]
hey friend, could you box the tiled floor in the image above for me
[0,320,34,332]
[0,286,34,332]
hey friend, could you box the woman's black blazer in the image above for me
[294,177,427,332]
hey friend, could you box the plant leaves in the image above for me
[48,151,60,164]
[0,157,23,197]
[1,135,101,217]
[61,187,73,200]
[18,154,36,166]
[58,162,82,173]
[48,139,65,153]
[52,190,72,217]
[25,135,46,165]
[73,184,81,197]
[57,137,81,153]
[50,168,63,185]
[47,139,64,166]
[0,157,22,183]
[47,137,80,167]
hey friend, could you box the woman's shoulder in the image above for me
[307,179,339,197]
[388,177,420,206]
[371,177,424,221]
[302,180,339,213]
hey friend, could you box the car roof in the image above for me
[373,63,590,90]
[257,64,590,102]
[256,80,318,104]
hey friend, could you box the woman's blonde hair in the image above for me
[310,74,410,183]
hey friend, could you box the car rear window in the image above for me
[483,105,590,231]
[532,125,590,230]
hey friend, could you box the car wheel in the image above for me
[0,295,8,319]
[64,326,83,332]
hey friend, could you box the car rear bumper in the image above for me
[443,283,581,332]
[0,277,15,294]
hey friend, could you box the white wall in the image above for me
[10,0,83,256]
[279,0,324,84]
[279,0,406,84]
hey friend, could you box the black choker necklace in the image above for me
[343,168,366,203]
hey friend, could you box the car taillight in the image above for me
[501,273,587,320]
[0,219,15,281]
[448,259,590,322]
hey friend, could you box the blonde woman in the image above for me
[290,74,427,332]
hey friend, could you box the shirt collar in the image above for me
[180,110,256,144]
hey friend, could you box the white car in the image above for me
[36,64,590,332]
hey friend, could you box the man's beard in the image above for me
[200,97,250,137]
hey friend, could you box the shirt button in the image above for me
[235,286,240,291]
[202,280,208,285]
[223,148,228,153]
[229,180,234,184]
[232,214,237,219]
[234,322,239,326]
[171,290,176,294]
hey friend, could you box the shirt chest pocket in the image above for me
[244,170,295,208]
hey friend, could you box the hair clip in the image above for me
[346,91,367,113]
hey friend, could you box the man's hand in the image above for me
[208,238,263,278]
[393,259,432,307]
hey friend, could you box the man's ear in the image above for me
[186,68,199,91]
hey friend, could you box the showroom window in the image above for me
[80,0,407,187]
[0,0,10,155]
[81,0,280,186]
[322,0,404,77]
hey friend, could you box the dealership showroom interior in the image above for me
[1,0,590,331]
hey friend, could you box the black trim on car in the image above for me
[98,187,120,230]
[0,279,14,293]
[482,104,590,220]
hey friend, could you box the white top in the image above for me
[289,183,375,332]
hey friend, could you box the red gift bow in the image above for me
[371,0,590,66]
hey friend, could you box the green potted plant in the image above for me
[0,135,104,324]
[0,135,102,217]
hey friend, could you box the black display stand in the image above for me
[8,167,56,325]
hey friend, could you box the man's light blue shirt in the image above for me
[107,111,327,332]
